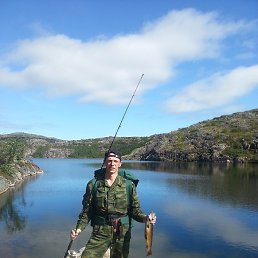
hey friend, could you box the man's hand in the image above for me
[70,228,81,240]
[145,212,157,225]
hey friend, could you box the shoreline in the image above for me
[0,159,43,196]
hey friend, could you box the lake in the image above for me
[0,158,258,258]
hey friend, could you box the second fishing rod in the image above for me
[64,73,144,258]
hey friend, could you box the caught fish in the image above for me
[145,211,155,256]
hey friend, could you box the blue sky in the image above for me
[0,0,257,140]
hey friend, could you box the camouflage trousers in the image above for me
[81,224,131,258]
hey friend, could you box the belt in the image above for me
[92,214,130,226]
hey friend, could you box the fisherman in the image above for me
[70,150,156,258]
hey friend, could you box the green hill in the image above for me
[0,108,257,163]
[126,108,258,162]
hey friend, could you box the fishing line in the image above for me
[100,73,144,169]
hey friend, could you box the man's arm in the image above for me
[130,183,147,222]
[76,180,94,231]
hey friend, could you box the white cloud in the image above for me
[0,8,252,105]
[170,201,258,250]
[164,65,258,113]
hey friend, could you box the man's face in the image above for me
[105,156,122,174]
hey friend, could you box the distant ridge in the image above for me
[0,132,61,141]
[0,108,257,162]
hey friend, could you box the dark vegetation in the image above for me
[0,139,27,178]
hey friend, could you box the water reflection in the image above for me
[164,187,258,253]
[125,161,258,177]
[164,163,258,210]
[123,161,258,256]
[89,160,258,176]
[0,176,39,233]
[0,159,258,258]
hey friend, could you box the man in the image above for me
[70,150,156,258]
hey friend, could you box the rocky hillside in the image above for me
[126,109,258,162]
[0,133,150,159]
[0,108,257,163]
[0,159,43,194]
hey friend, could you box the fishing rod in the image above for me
[101,73,144,169]
[63,73,144,258]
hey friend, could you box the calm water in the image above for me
[0,159,258,258]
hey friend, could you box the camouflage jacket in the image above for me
[76,173,146,230]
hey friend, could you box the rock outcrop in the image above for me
[125,109,258,162]
[0,159,43,195]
